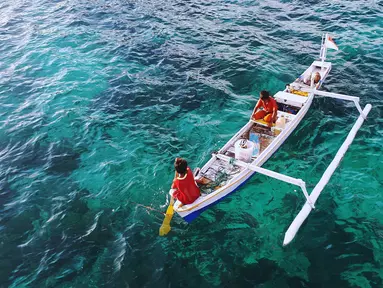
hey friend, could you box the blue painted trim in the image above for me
[183,172,256,223]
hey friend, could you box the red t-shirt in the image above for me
[260,97,278,113]
[172,168,200,204]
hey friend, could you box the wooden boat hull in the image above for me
[174,61,332,222]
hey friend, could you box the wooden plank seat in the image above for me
[251,118,276,127]
[251,111,296,127]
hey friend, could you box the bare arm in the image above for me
[271,107,278,122]
[251,99,261,118]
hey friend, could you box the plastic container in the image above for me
[234,139,254,163]
[275,115,286,129]
[249,132,260,157]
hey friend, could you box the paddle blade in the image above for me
[159,198,174,236]
[159,216,173,236]
[159,224,170,236]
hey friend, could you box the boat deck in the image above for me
[197,93,307,195]
[173,59,333,222]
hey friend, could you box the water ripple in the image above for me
[0,0,382,287]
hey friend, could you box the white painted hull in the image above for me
[174,61,332,222]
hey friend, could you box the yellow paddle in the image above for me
[159,170,177,236]
[159,196,175,236]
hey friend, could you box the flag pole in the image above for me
[319,34,325,60]
[320,33,328,79]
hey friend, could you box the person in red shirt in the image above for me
[251,90,278,126]
[171,158,201,205]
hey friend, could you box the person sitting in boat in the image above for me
[251,90,278,126]
[303,72,321,87]
[171,158,201,205]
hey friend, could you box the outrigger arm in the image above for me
[216,90,371,247]
[215,154,315,209]
[313,90,367,119]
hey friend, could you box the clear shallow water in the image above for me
[0,0,382,287]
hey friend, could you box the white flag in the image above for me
[325,35,339,51]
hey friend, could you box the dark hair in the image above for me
[174,158,187,174]
[260,90,270,100]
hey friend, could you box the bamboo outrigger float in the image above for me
[169,34,372,245]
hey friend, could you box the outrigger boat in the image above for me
[171,34,372,245]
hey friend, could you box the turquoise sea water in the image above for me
[0,0,382,287]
